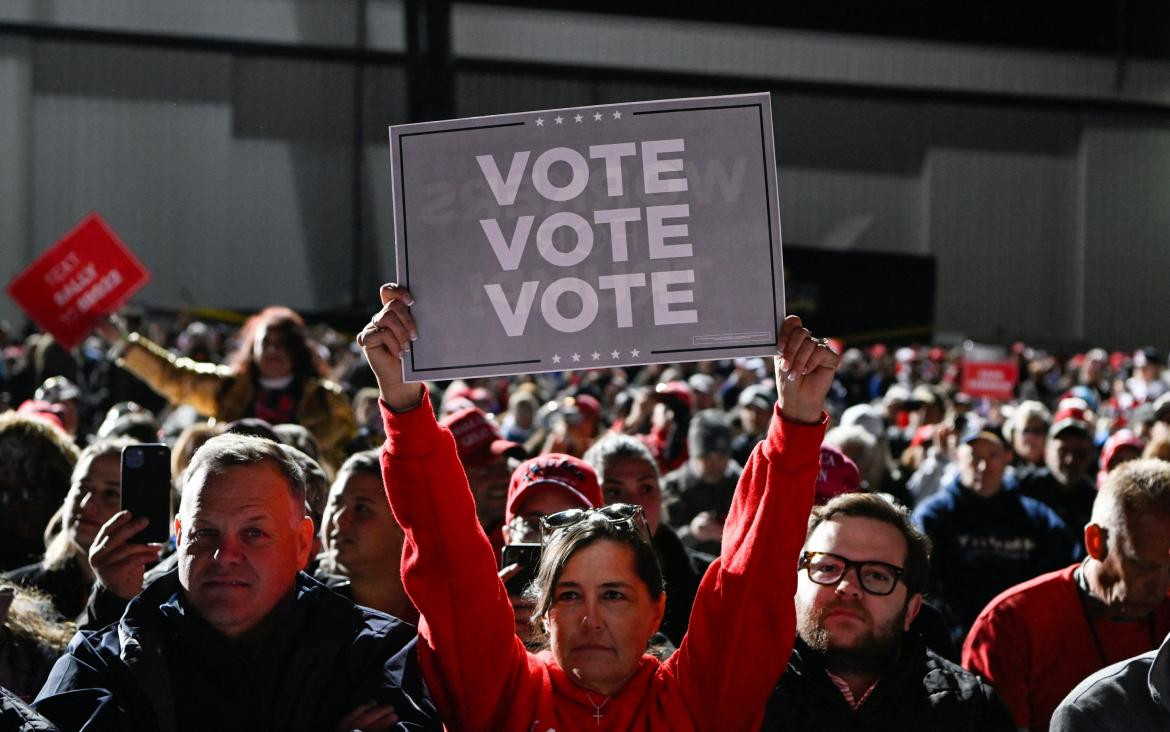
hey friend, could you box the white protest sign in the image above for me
[388,92,784,381]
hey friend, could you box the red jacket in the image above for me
[380,388,823,732]
[962,563,1170,731]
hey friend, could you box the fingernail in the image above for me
[410,331,418,341]
[779,357,790,372]
[405,297,415,306]
[786,371,798,382]
[402,343,411,353]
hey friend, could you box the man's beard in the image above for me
[797,600,906,675]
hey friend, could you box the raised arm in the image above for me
[667,317,837,732]
[360,285,530,730]
[115,332,229,416]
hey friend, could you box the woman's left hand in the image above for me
[774,315,839,423]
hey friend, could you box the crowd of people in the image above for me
[0,291,1168,731]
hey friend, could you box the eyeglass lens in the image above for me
[804,552,901,595]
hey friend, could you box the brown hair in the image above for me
[806,492,932,595]
[0,413,79,568]
[181,433,307,515]
[226,306,327,381]
[525,516,664,641]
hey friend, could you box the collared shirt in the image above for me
[825,670,879,709]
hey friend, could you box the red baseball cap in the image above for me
[1099,429,1144,474]
[1049,404,1093,440]
[815,443,861,505]
[505,453,602,525]
[440,406,524,468]
[655,380,694,413]
[16,399,66,433]
[572,394,601,423]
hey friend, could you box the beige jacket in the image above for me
[119,333,356,467]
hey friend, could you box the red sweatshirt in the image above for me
[962,563,1170,732]
[380,388,823,732]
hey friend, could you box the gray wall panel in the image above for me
[1081,123,1170,349]
[779,168,923,254]
[5,5,1170,351]
[0,0,406,51]
[454,70,594,118]
[28,41,357,314]
[363,66,410,291]
[0,38,33,327]
[927,149,1078,344]
[451,5,1170,107]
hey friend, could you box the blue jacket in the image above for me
[911,475,1077,644]
[33,569,437,732]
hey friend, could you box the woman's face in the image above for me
[63,453,122,552]
[600,457,662,536]
[547,540,665,695]
[1013,417,1048,464]
[252,323,294,381]
[321,471,403,574]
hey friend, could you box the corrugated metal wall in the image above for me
[2,0,1169,350]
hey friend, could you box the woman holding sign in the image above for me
[360,283,837,731]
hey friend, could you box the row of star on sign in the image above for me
[534,111,623,126]
[550,349,639,364]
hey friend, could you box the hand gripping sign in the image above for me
[6,213,151,350]
[388,93,785,381]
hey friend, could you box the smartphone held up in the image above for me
[501,543,542,596]
[120,443,172,544]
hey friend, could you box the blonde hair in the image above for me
[1142,436,1170,462]
[42,438,135,569]
[1092,459,1170,549]
[1,581,75,650]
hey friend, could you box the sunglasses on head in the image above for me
[539,503,652,545]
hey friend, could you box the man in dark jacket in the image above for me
[1051,630,1170,730]
[33,433,436,732]
[762,492,1014,731]
[1016,405,1097,545]
[1,686,57,731]
[661,409,742,556]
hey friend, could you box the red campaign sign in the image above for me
[5,213,151,349]
[960,360,1020,401]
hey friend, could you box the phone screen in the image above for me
[120,443,173,544]
[501,543,542,596]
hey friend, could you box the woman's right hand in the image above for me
[357,284,424,411]
[94,312,129,344]
[88,511,164,601]
[773,315,839,423]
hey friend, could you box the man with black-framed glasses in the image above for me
[762,492,1014,731]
